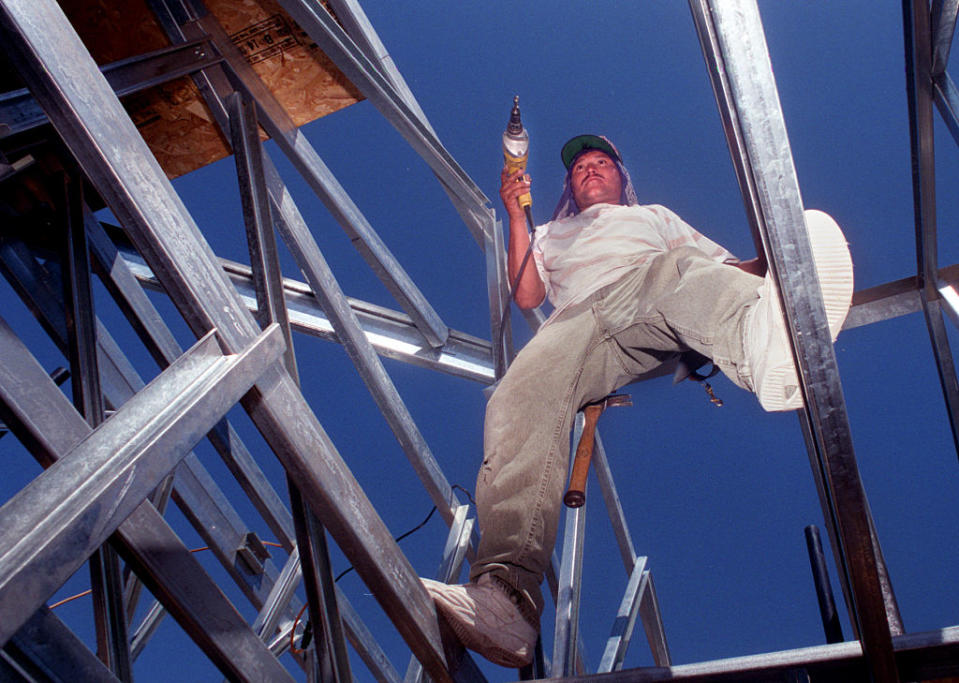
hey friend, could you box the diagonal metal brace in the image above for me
[0,323,285,646]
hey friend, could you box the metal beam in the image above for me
[934,70,959,149]
[119,245,496,383]
[931,0,959,75]
[805,525,845,645]
[270,0,492,244]
[0,1,453,676]
[251,548,302,642]
[1,233,299,623]
[120,239,959,380]
[904,0,959,455]
[598,557,649,673]
[4,607,119,683]
[129,600,165,661]
[0,312,294,681]
[591,431,637,573]
[60,169,132,680]
[0,323,285,644]
[845,263,959,329]
[552,502,587,678]
[166,2,451,349]
[85,219,297,549]
[271,0,486,210]
[406,506,477,683]
[325,0,436,135]
[337,591,403,683]
[639,573,670,669]
[940,282,959,329]
[484,214,512,380]
[687,0,766,260]
[0,38,220,138]
[693,1,900,679]
[228,88,351,680]
[552,413,588,678]
[301,610,391,680]
[689,2,859,651]
[255,146,465,524]
[556,626,959,682]
[288,486,353,682]
[229,91,299,378]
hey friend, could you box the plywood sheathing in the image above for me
[58,0,363,178]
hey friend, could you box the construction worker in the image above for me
[423,135,853,667]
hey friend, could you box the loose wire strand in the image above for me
[333,504,438,583]
[289,601,311,655]
[48,541,286,609]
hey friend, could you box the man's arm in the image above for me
[500,167,546,309]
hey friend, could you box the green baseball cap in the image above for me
[560,134,622,169]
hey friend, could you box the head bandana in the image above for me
[550,138,639,221]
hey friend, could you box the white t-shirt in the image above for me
[532,203,738,314]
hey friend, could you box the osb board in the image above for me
[58,0,363,178]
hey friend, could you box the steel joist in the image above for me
[905,0,959,456]
[1,0,959,680]
[691,0,901,679]
[0,1,455,679]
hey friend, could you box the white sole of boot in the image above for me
[758,209,854,411]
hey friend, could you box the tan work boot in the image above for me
[422,573,537,668]
[746,209,854,411]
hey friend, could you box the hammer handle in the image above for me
[564,404,603,508]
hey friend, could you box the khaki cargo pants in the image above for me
[471,246,762,618]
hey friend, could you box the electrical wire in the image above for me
[48,541,286,609]
[333,504,438,583]
[332,483,475,583]
[496,205,537,359]
[289,601,311,655]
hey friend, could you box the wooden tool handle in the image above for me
[564,404,603,508]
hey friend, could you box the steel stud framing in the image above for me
[0,1,958,681]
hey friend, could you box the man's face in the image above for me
[569,150,623,210]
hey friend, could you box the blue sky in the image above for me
[4,1,959,681]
